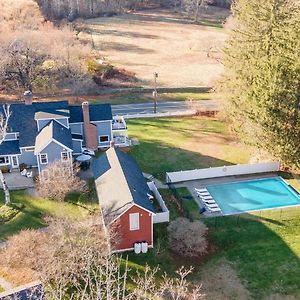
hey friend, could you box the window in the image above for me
[0,156,9,165]
[99,135,109,143]
[61,152,69,161]
[129,213,140,231]
[25,147,35,152]
[40,153,48,164]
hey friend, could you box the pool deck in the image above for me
[174,172,278,217]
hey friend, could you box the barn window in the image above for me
[129,213,139,231]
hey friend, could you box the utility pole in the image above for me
[153,72,158,114]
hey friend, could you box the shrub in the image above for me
[36,161,86,202]
[0,166,10,173]
[0,204,23,223]
[167,217,208,257]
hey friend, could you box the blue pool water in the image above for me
[206,177,300,215]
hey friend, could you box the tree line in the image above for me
[36,0,231,21]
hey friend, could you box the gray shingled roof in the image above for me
[93,148,154,221]
[69,103,112,123]
[35,120,73,154]
[0,140,21,155]
[0,101,69,148]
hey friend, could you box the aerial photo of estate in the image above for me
[0,0,299,299]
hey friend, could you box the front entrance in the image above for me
[11,155,19,168]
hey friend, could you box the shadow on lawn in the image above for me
[204,211,300,298]
[125,135,300,297]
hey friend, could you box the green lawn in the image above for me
[89,91,213,105]
[125,116,300,298]
[127,117,253,181]
[0,190,97,241]
[204,208,300,298]
[127,186,300,298]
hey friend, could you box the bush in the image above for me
[0,204,23,223]
[36,161,86,202]
[167,217,208,257]
[0,166,10,173]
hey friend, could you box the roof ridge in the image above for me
[107,147,135,205]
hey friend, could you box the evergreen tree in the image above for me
[222,0,300,169]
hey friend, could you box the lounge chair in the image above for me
[195,188,208,193]
[205,203,219,209]
[198,192,211,196]
[199,195,213,200]
[207,206,222,213]
[202,199,216,205]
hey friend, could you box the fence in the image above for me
[166,162,281,183]
[205,205,300,229]
[148,181,170,223]
[168,183,195,221]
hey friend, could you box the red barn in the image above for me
[93,147,154,252]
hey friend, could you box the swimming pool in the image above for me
[206,177,300,215]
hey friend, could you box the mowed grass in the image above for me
[126,116,300,298]
[127,186,300,298]
[78,8,229,87]
[89,91,213,105]
[204,208,300,298]
[0,190,96,241]
[127,116,254,180]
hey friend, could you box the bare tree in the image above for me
[0,104,11,205]
[36,160,86,201]
[1,217,203,299]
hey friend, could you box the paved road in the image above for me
[112,100,219,116]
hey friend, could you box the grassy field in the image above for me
[127,186,300,299]
[77,8,229,88]
[127,116,254,181]
[0,189,98,241]
[88,90,214,105]
[125,116,300,299]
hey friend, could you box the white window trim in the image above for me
[61,151,69,161]
[40,153,48,165]
[129,213,140,231]
[0,156,10,166]
[99,135,109,144]
[25,147,35,152]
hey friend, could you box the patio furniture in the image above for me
[76,154,92,162]
[199,195,213,200]
[195,188,208,193]
[207,206,222,213]
[202,199,216,205]
[197,191,210,196]
[205,203,219,209]
[21,169,27,176]
[26,171,33,178]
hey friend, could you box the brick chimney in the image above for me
[24,90,33,105]
[82,101,98,150]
